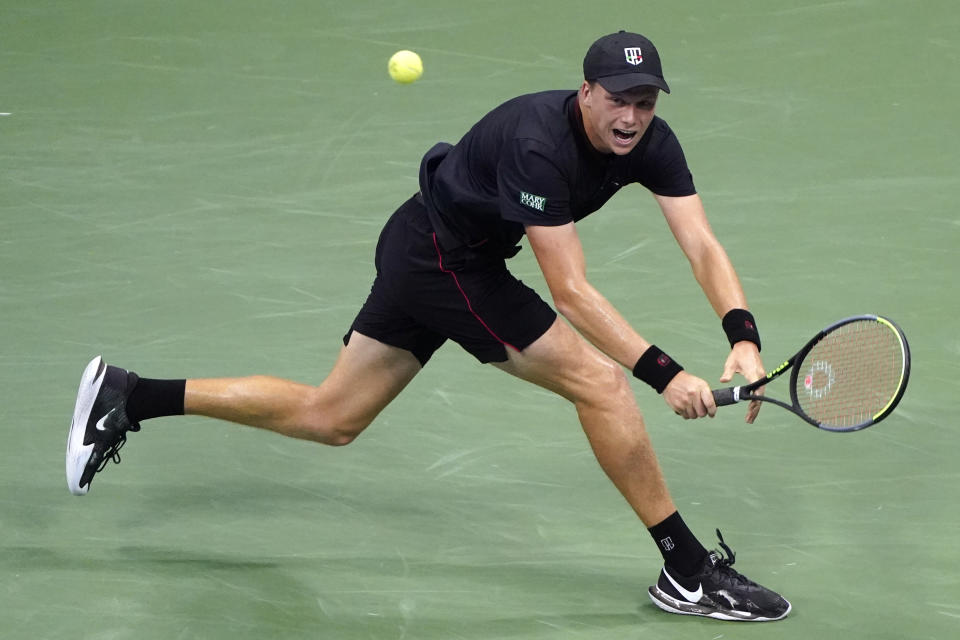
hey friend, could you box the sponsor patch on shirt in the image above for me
[519,191,546,212]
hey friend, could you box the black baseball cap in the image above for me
[583,31,670,94]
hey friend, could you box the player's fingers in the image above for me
[701,387,717,418]
[690,389,708,419]
[745,383,765,423]
[719,363,735,383]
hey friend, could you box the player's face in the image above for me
[579,82,659,155]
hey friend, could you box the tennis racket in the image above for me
[712,315,910,432]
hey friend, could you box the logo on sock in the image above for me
[660,536,675,551]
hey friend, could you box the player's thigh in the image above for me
[317,330,423,427]
[492,316,626,403]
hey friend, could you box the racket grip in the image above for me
[712,386,740,406]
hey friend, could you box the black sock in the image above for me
[647,511,708,577]
[125,378,186,424]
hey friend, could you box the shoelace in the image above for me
[95,434,128,472]
[93,418,140,473]
[708,529,760,588]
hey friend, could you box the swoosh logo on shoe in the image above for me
[95,408,116,432]
[663,567,703,603]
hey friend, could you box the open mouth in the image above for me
[613,128,637,144]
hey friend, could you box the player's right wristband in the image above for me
[722,308,761,351]
[632,345,684,394]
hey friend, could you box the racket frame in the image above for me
[713,314,911,432]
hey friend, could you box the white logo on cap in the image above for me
[624,47,643,65]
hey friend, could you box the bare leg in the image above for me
[185,332,422,445]
[494,317,676,527]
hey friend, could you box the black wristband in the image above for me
[632,345,684,394]
[722,308,761,351]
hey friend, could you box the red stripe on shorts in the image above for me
[432,233,519,352]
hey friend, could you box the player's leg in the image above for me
[182,195,443,444]
[412,244,708,573]
[491,316,676,527]
[491,318,790,621]
[414,230,678,527]
[66,332,423,495]
[184,331,422,445]
[67,195,441,495]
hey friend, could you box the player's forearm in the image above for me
[553,282,650,369]
[688,241,749,318]
[657,193,749,318]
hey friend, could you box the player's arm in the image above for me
[654,192,765,422]
[525,221,715,418]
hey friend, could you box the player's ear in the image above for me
[579,80,594,103]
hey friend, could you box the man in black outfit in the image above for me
[67,31,791,621]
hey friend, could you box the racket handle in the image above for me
[712,386,740,406]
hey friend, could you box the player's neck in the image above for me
[574,95,609,156]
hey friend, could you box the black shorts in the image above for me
[344,194,557,365]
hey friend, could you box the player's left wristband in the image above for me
[722,308,761,351]
[633,345,684,394]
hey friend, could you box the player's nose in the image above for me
[621,106,642,126]
[632,104,649,120]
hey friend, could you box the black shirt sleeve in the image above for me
[497,138,574,227]
[633,119,697,197]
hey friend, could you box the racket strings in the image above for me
[794,320,905,428]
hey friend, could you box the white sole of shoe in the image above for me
[66,356,105,496]
[648,586,791,622]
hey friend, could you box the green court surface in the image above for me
[3,1,959,638]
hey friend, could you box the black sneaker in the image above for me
[66,356,141,495]
[648,530,791,622]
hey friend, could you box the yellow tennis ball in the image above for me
[388,50,423,84]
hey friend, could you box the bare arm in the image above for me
[655,193,746,315]
[655,193,766,422]
[525,222,647,369]
[525,221,715,418]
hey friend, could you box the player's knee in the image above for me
[304,417,367,447]
[300,388,370,446]
[596,357,632,398]
[575,353,631,402]
[311,414,369,446]
[323,428,361,447]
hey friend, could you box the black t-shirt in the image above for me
[420,90,696,257]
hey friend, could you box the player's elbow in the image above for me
[553,296,572,319]
[552,288,586,321]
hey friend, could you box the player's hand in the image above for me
[720,341,766,424]
[663,371,716,419]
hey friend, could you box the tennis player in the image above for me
[67,31,790,621]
